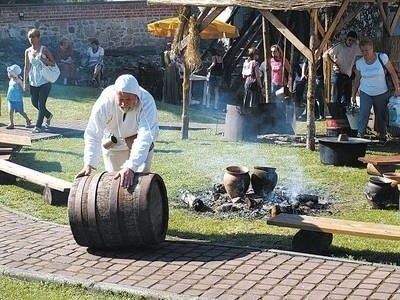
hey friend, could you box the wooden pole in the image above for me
[181,60,190,139]
[306,9,317,151]
[262,17,271,103]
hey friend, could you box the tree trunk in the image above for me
[181,61,190,139]
[306,9,317,151]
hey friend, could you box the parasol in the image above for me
[147,17,239,39]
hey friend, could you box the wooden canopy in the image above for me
[148,0,341,10]
[147,0,400,150]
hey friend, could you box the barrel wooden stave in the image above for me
[68,172,168,249]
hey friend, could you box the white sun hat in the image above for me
[7,64,22,77]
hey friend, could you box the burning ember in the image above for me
[179,184,337,219]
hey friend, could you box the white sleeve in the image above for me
[83,96,110,168]
[381,53,389,65]
[122,91,159,171]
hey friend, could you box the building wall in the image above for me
[0,1,176,82]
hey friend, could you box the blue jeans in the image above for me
[358,90,389,138]
[271,83,282,103]
[30,82,52,129]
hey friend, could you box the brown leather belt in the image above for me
[124,134,154,152]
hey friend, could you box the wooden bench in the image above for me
[267,213,400,254]
[0,159,72,206]
[358,154,400,175]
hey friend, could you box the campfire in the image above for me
[179,184,336,219]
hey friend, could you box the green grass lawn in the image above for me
[0,83,399,297]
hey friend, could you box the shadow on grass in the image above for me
[328,246,400,265]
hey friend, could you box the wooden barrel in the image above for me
[68,172,169,249]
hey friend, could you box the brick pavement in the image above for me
[1,205,400,299]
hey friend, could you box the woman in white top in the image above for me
[86,38,104,88]
[23,28,55,133]
[351,38,400,142]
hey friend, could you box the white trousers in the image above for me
[102,148,154,172]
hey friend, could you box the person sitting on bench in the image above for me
[82,38,104,89]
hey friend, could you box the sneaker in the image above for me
[357,133,364,138]
[25,119,32,128]
[5,123,14,129]
[44,114,53,128]
[32,127,41,133]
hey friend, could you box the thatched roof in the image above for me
[147,0,342,10]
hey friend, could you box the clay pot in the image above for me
[223,165,250,199]
[251,166,278,196]
[382,172,400,185]
[364,176,399,209]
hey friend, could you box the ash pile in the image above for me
[179,184,336,219]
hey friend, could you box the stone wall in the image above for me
[0,1,177,84]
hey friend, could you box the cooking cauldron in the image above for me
[319,136,369,166]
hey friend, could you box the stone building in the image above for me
[0,1,176,95]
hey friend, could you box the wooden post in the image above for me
[262,17,271,103]
[181,61,190,139]
[306,9,317,151]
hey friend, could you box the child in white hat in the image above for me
[6,64,31,129]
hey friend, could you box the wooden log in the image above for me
[43,186,70,206]
[292,229,333,254]
[0,159,72,192]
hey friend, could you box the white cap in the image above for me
[7,64,22,77]
[114,74,140,97]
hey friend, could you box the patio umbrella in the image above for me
[147,17,239,39]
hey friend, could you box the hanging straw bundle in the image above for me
[172,6,190,56]
[185,16,202,72]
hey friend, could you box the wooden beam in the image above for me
[259,9,313,62]
[334,3,364,34]
[308,10,325,38]
[390,3,400,35]
[262,17,272,103]
[148,0,342,10]
[197,7,211,24]
[315,0,350,59]
[0,133,31,146]
[178,6,226,52]
[267,213,400,240]
[0,159,72,192]
[377,0,392,35]
[198,6,226,31]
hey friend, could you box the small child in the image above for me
[6,64,31,129]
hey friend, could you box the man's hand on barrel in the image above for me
[75,165,94,178]
[114,167,134,188]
